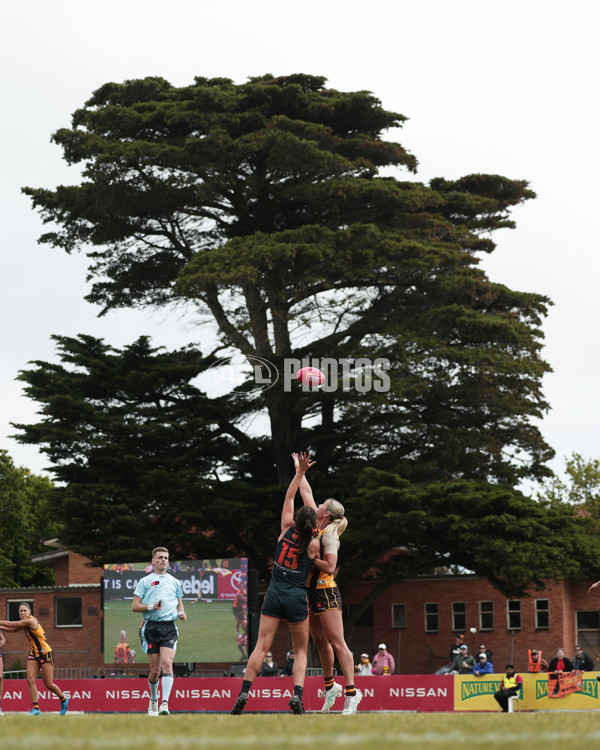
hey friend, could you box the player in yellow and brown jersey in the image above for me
[231,453,320,716]
[0,602,69,715]
[0,628,5,715]
[293,452,362,715]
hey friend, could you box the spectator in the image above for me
[478,642,494,663]
[572,645,594,671]
[450,644,475,674]
[449,634,465,663]
[259,651,280,677]
[473,652,493,676]
[548,648,574,696]
[355,653,372,676]
[283,650,295,677]
[528,649,549,672]
[548,648,573,673]
[494,664,523,712]
[372,643,395,675]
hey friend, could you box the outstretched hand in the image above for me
[588,581,600,594]
[292,451,315,474]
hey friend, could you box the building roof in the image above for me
[0,584,100,594]
[30,548,70,565]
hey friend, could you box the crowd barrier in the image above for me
[2,673,598,712]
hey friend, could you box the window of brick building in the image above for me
[535,599,550,629]
[55,597,82,627]
[392,603,406,629]
[425,602,439,632]
[452,601,466,632]
[577,610,600,630]
[507,600,521,630]
[576,610,600,660]
[479,600,494,631]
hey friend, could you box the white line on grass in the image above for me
[11,728,600,749]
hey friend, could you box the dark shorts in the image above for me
[261,585,309,623]
[139,620,179,655]
[308,586,342,615]
[28,651,55,666]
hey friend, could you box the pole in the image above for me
[86,627,91,668]
[469,627,477,657]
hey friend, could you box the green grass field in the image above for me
[103,599,243,664]
[2,712,600,750]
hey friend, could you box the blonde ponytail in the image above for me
[322,499,348,539]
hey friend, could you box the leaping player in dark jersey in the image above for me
[294,452,361,715]
[231,452,322,715]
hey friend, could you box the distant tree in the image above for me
[0,450,59,586]
[341,470,600,602]
[539,453,600,504]
[538,452,600,535]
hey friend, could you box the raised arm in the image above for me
[0,618,35,631]
[281,452,315,532]
[292,452,317,510]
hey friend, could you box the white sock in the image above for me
[149,678,159,700]
[161,673,174,702]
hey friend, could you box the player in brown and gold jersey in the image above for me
[231,452,320,716]
[293,452,362,715]
[0,628,5,715]
[0,602,69,715]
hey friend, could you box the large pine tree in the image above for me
[18,74,598,594]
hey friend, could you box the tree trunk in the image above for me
[267,393,304,485]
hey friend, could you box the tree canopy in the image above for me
[538,453,600,536]
[17,73,594,596]
[340,470,600,598]
[0,450,59,587]
[14,335,259,562]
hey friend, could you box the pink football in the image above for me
[296,367,325,387]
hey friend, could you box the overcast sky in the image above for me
[1,0,598,489]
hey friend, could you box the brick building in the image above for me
[341,574,600,676]
[0,541,104,672]
[2,544,599,676]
